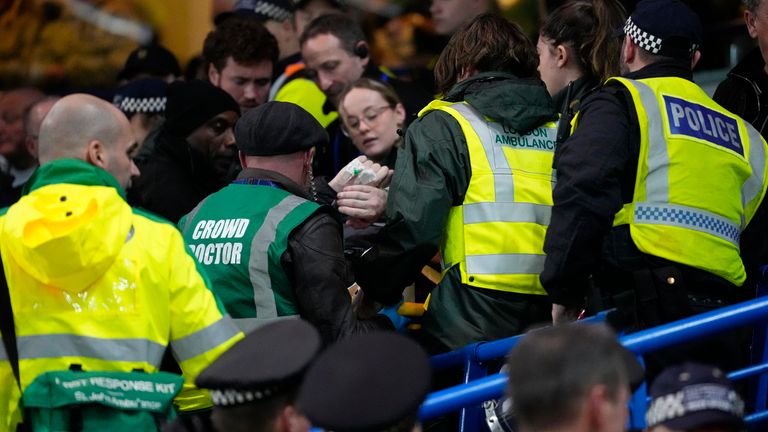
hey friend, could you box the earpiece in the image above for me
[353,41,369,59]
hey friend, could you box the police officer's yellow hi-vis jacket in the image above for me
[421,100,558,295]
[610,77,768,286]
[0,159,243,430]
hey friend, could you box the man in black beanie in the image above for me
[131,80,241,223]
[177,101,407,343]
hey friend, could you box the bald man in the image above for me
[0,94,242,430]
[0,88,45,206]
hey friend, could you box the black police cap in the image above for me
[618,0,703,59]
[235,101,328,156]
[646,362,745,430]
[195,319,321,407]
[297,332,431,432]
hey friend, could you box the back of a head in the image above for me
[203,15,279,71]
[297,332,431,432]
[506,324,634,431]
[298,12,364,54]
[434,13,538,95]
[540,0,627,83]
[37,94,125,165]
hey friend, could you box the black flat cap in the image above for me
[618,0,703,59]
[646,362,745,430]
[235,101,328,156]
[297,332,431,432]
[196,319,321,407]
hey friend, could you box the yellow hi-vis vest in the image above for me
[610,77,768,286]
[420,100,558,295]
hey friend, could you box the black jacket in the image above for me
[131,128,227,223]
[238,168,394,343]
[542,60,767,309]
[714,47,768,138]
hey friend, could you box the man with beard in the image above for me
[131,80,240,223]
[178,101,405,343]
[542,0,768,376]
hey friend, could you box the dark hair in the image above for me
[540,0,627,83]
[203,16,279,72]
[506,324,630,430]
[298,13,365,55]
[434,13,538,95]
[744,0,761,12]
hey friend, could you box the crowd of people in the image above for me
[0,0,767,430]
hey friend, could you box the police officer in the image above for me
[297,332,431,432]
[542,0,768,375]
[178,101,405,342]
[166,319,321,432]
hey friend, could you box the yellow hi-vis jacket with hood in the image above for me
[0,159,243,430]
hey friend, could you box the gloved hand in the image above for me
[378,300,411,333]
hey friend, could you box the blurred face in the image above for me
[430,0,476,35]
[106,114,141,190]
[209,57,272,113]
[340,87,404,161]
[186,111,239,179]
[746,1,768,74]
[302,34,368,106]
[0,91,35,164]
[537,35,564,97]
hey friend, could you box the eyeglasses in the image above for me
[342,105,393,135]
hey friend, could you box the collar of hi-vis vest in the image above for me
[23,159,126,200]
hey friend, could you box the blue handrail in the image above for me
[431,310,611,371]
[419,294,768,422]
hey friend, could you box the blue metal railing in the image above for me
[419,294,768,430]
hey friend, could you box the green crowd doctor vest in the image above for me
[421,100,558,295]
[609,77,768,286]
[179,182,321,332]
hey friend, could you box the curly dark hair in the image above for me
[203,16,279,72]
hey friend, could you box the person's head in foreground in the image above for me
[297,332,431,432]
[506,324,644,432]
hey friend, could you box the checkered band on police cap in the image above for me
[253,0,293,21]
[117,96,166,115]
[623,17,662,54]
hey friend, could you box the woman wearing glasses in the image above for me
[337,78,406,168]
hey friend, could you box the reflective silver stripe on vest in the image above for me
[450,103,515,200]
[234,315,299,334]
[171,315,240,362]
[742,125,768,228]
[269,69,293,101]
[0,341,6,361]
[465,253,545,275]
[248,195,307,319]
[627,79,670,203]
[463,202,551,225]
[633,203,740,246]
[17,334,165,366]
[182,199,207,234]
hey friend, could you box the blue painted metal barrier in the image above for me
[419,294,768,430]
